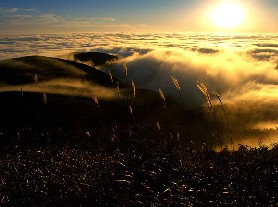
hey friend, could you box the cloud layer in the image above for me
[0,32,277,146]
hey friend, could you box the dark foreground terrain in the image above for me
[0,129,277,206]
[0,92,277,207]
[0,54,277,206]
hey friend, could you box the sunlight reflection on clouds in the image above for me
[1,33,277,60]
[0,33,278,134]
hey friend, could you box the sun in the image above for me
[211,2,245,29]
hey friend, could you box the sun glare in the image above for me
[211,2,245,29]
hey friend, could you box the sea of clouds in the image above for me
[0,32,278,144]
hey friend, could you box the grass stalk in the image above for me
[212,91,234,150]
[171,76,189,138]
[123,61,128,104]
[197,82,222,149]
[158,88,170,135]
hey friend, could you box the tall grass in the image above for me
[158,88,170,135]
[171,76,181,103]
[171,76,189,138]
[15,62,238,151]
[123,61,128,103]
[158,88,166,110]
[108,70,114,85]
[212,91,234,150]
[131,80,136,99]
[197,82,222,149]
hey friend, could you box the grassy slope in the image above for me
[0,54,277,206]
[0,55,116,86]
[0,55,203,145]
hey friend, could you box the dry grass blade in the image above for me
[43,93,47,104]
[33,74,38,84]
[129,105,133,115]
[177,132,180,142]
[123,61,129,103]
[116,81,120,96]
[132,80,136,98]
[123,61,128,77]
[108,70,114,85]
[159,88,166,109]
[93,97,99,108]
[212,90,234,149]
[156,122,161,131]
[197,81,222,149]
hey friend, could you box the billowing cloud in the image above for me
[97,42,278,143]
[105,48,278,105]
[0,32,277,147]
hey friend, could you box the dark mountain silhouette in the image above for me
[0,54,209,148]
[73,52,119,67]
[0,56,186,121]
[0,55,115,86]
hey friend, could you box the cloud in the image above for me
[0,7,18,13]
[249,48,278,61]
[0,13,116,26]
[105,48,277,102]
[99,44,278,138]
[254,43,278,48]
[0,7,151,34]
[192,47,219,54]
[0,7,118,33]
[1,33,278,108]
[0,32,278,146]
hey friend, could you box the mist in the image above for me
[102,47,278,138]
[0,79,116,101]
[1,32,277,146]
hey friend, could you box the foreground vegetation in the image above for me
[0,54,277,206]
[0,128,277,206]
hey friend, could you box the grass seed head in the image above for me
[93,97,99,108]
[132,80,136,98]
[171,76,181,91]
[212,91,220,99]
[197,81,212,111]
